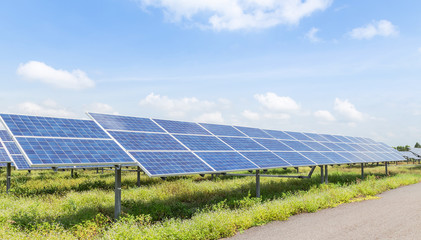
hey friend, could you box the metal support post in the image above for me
[385,162,388,175]
[102,168,104,174]
[295,167,299,173]
[136,166,141,187]
[256,170,260,198]
[96,168,99,174]
[211,174,214,181]
[115,165,122,220]
[71,169,74,178]
[28,170,31,174]
[361,163,364,179]
[324,165,328,184]
[320,165,324,184]
[6,163,11,194]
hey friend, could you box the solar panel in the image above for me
[3,141,20,154]
[109,131,186,151]
[234,126,272,138]
[89,113,164,133]
[199,123,245,137]
[0,146,12,163]
[195,152,258,171]
[88,112,406,177]
[0,130,13,141]
[173,135,232,151]
[0,114,135,167]
[240,152,291,168]
[153,119,211,135]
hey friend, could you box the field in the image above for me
[0,163,420,239]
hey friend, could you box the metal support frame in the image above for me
[136,166,141,187]
[385,161,388,175]
[225,166,316,179]
[294,167,299,173]
[324,165,328,184]
[102,168,104,174]
[211,174,214,181]
[71,169,74,178]
[320,165,324,184]
[361,163,364,179]
[256,170,260,198]
[115,165,122,220]
[6,163,11,194]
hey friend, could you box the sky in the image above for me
[1,0,421,146]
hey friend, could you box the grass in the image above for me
[0,163,420,239]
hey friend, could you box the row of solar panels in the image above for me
[0,113,406,177]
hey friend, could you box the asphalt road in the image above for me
[229,183,421,240]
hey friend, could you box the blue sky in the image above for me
[1,0,421,146]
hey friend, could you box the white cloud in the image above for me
[242,110,260,121]
[194,112,224,123]
[334,98,363,121]
[16,100,75,118]
[306,27,321,42]
[349,20,398,40]
[139,93,215,117]
[254,92,300,111]
[85,102,118,115]
[17,61,95,90]
[314,110,335,122]
[137,0,333,30]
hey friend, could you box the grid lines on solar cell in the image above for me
[130,151,213,176]
[320,152,351,164]
[263,130,294,140]
[173,134,232,151]
[253,138,293,151]
[279,140,314,151]
[0,130,13,141]
[300,152,336,165]
[11,155,49,170]
[0,147,11,163]
[109,131,186,151]
[153,119,211,135]
[240,152,290,168]
[352,152,374,162]
[284,131,312,141]
[319,142,346,151]
[320,134,342,142]
[199,123,245,137]
[301,141,331,151]
[195,152,257,171]
[333,135,352,143]
[337,152,364,163]
[302,133,329,142]
[234,126,272,138]
[335,143,358,151]
[89,113,164,133]
[219,137,266,151]
[273,152,315,166]
[3,141,21,154]
[17,137,133,165]
[1,114,110,139]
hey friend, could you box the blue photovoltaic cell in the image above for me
[219,137,266,151]
[345,136,363,143]
[349,144,368,152]
[12,155,49,170]
[390,152,405,160]
[355,137,371,144]
[234,126,272,138]
[333,135,352,143]
[279,140,314,151]
[109,131,186,151]
[240,152,290,168]
[153,119,211,135]
[368,144,384,152]
[320,134,342,143]
[300,152,336,165]
[337,152,364,163]
[196,152,257,171]
[0,130,13,141]
[199,123,245,137]
[364,152,383,162]
[0,147,11,163]
[89,113,164,133]
[335,143,358,152]
[303,133,329,142]
[253,138,293,151]
[263,130,295,140]
[360,144,377,152]
[353,152,374,162]
[274,152,315,166]
[321,152,351,164]
[17,137,134,165]
[173,135,232,151]
[0,114,109,139]
[364,138,378,144]
[377,153,395,161]
[301,141,331,151]
[320,142,346,151]
[284,131,312,141]
[3,141,21,155]
[130,151,213,176]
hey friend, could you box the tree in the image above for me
[415,142,421,148]
[396,145,410,151]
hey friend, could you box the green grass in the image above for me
[0,163,420,239]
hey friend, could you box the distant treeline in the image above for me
[395,142,421,151]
